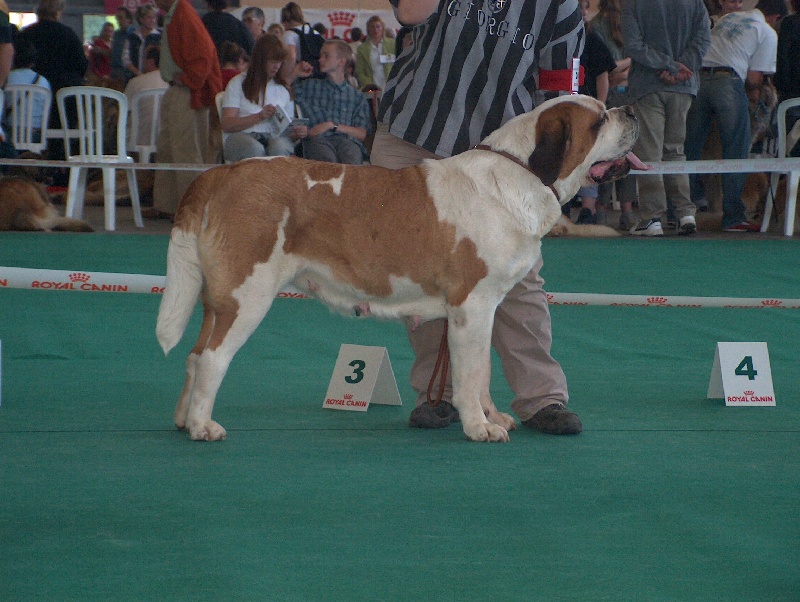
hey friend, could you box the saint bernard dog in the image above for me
[157,94,644,443]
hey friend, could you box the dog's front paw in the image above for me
[188,420,227,441]
[485,409,517,432]
[463,421,510,442]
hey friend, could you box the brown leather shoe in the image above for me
[522,403,582,435]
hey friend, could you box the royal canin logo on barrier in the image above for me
[647,296,668,305]
[29,272,130,292]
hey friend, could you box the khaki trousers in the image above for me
[370,125,569,420]
[153,86,214,215]
[631,91,696,221]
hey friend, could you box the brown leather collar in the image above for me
[473,144,560,202]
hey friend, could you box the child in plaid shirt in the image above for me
[293,40,372,164]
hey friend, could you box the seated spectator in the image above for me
[242,7,266,42]
[5,38,52,139]
[110,6,135,85]
[395,26,413,57]
[267,23,284,38]
[293,39,371,164]
[123,4,161,79]
[355,16,395,91]
[349,26,363,56]
[221,33,299,161]
[124,45,168,154]
[202,0,254,61]
[220,41,248,89]
[88,22,115,82]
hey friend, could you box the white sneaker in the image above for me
[630,218,664,236]
[678,215,696,235]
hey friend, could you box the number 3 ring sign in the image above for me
[708,342,776,406]
[323,344,402,411]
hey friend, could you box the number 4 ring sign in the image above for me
[323,344,402,412]
[708,342,775,406]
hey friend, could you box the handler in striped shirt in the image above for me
[371,0,586,435]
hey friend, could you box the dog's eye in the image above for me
[592,115,607,132]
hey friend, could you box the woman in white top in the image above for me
[221,34,300,161]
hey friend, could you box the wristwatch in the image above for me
[332,123,339,133]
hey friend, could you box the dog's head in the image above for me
[480,95,643,201]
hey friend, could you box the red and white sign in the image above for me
[708,342,776,406]
[323,344,401,412]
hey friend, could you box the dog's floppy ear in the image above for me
[527,113,571,186]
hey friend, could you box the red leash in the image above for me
[426,321,449,406]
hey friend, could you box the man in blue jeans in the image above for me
[684,0,784,232]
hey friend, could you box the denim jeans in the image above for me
[684,72,751,227]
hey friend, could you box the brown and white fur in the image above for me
[0,177,93,232]
[156,95,640,443]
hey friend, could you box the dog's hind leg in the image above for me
[447,303,509,442]
[174,294,216,431]
[184,268,284,441]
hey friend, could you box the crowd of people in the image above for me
[3,0,797,231]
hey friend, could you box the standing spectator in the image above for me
[775,0,800,156]
[150,0,223,220]
[591,0,638,230]
[221,33,299,161]
[16,0,87,93]
[280,1,304,65]
[684,0,783,232]
[88,22,114,82]
[372,0,585,435]
[0,0,13,86]
[355,16,395,91]
[123,4,162,79]
[219,40,248,88]
[622,0,711,236]
[574,0,619,225]
[110,7,135,85]
[293,40,370,164]
[202,0,253,61]
[16,0,88,180]
[241,6,266,42]
[124,45,168,154]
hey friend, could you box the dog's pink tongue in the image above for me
[627,151,650,171]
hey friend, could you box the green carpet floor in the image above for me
[1,233,798,600]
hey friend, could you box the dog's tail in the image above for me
[156,226,202,355]
[156,227,203,355]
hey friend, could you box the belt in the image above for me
[701,66,736,76]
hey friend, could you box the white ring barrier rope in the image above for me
[0,156,798,174]
[2,266,799,308]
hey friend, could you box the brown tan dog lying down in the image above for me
[0,177,93,232]
[157,95,642,443]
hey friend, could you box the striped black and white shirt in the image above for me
[379,0,584,158]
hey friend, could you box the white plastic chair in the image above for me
[4,84,51,153]
[761,97,800,236]
[128,87,166,163]
[56,86,143,231]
